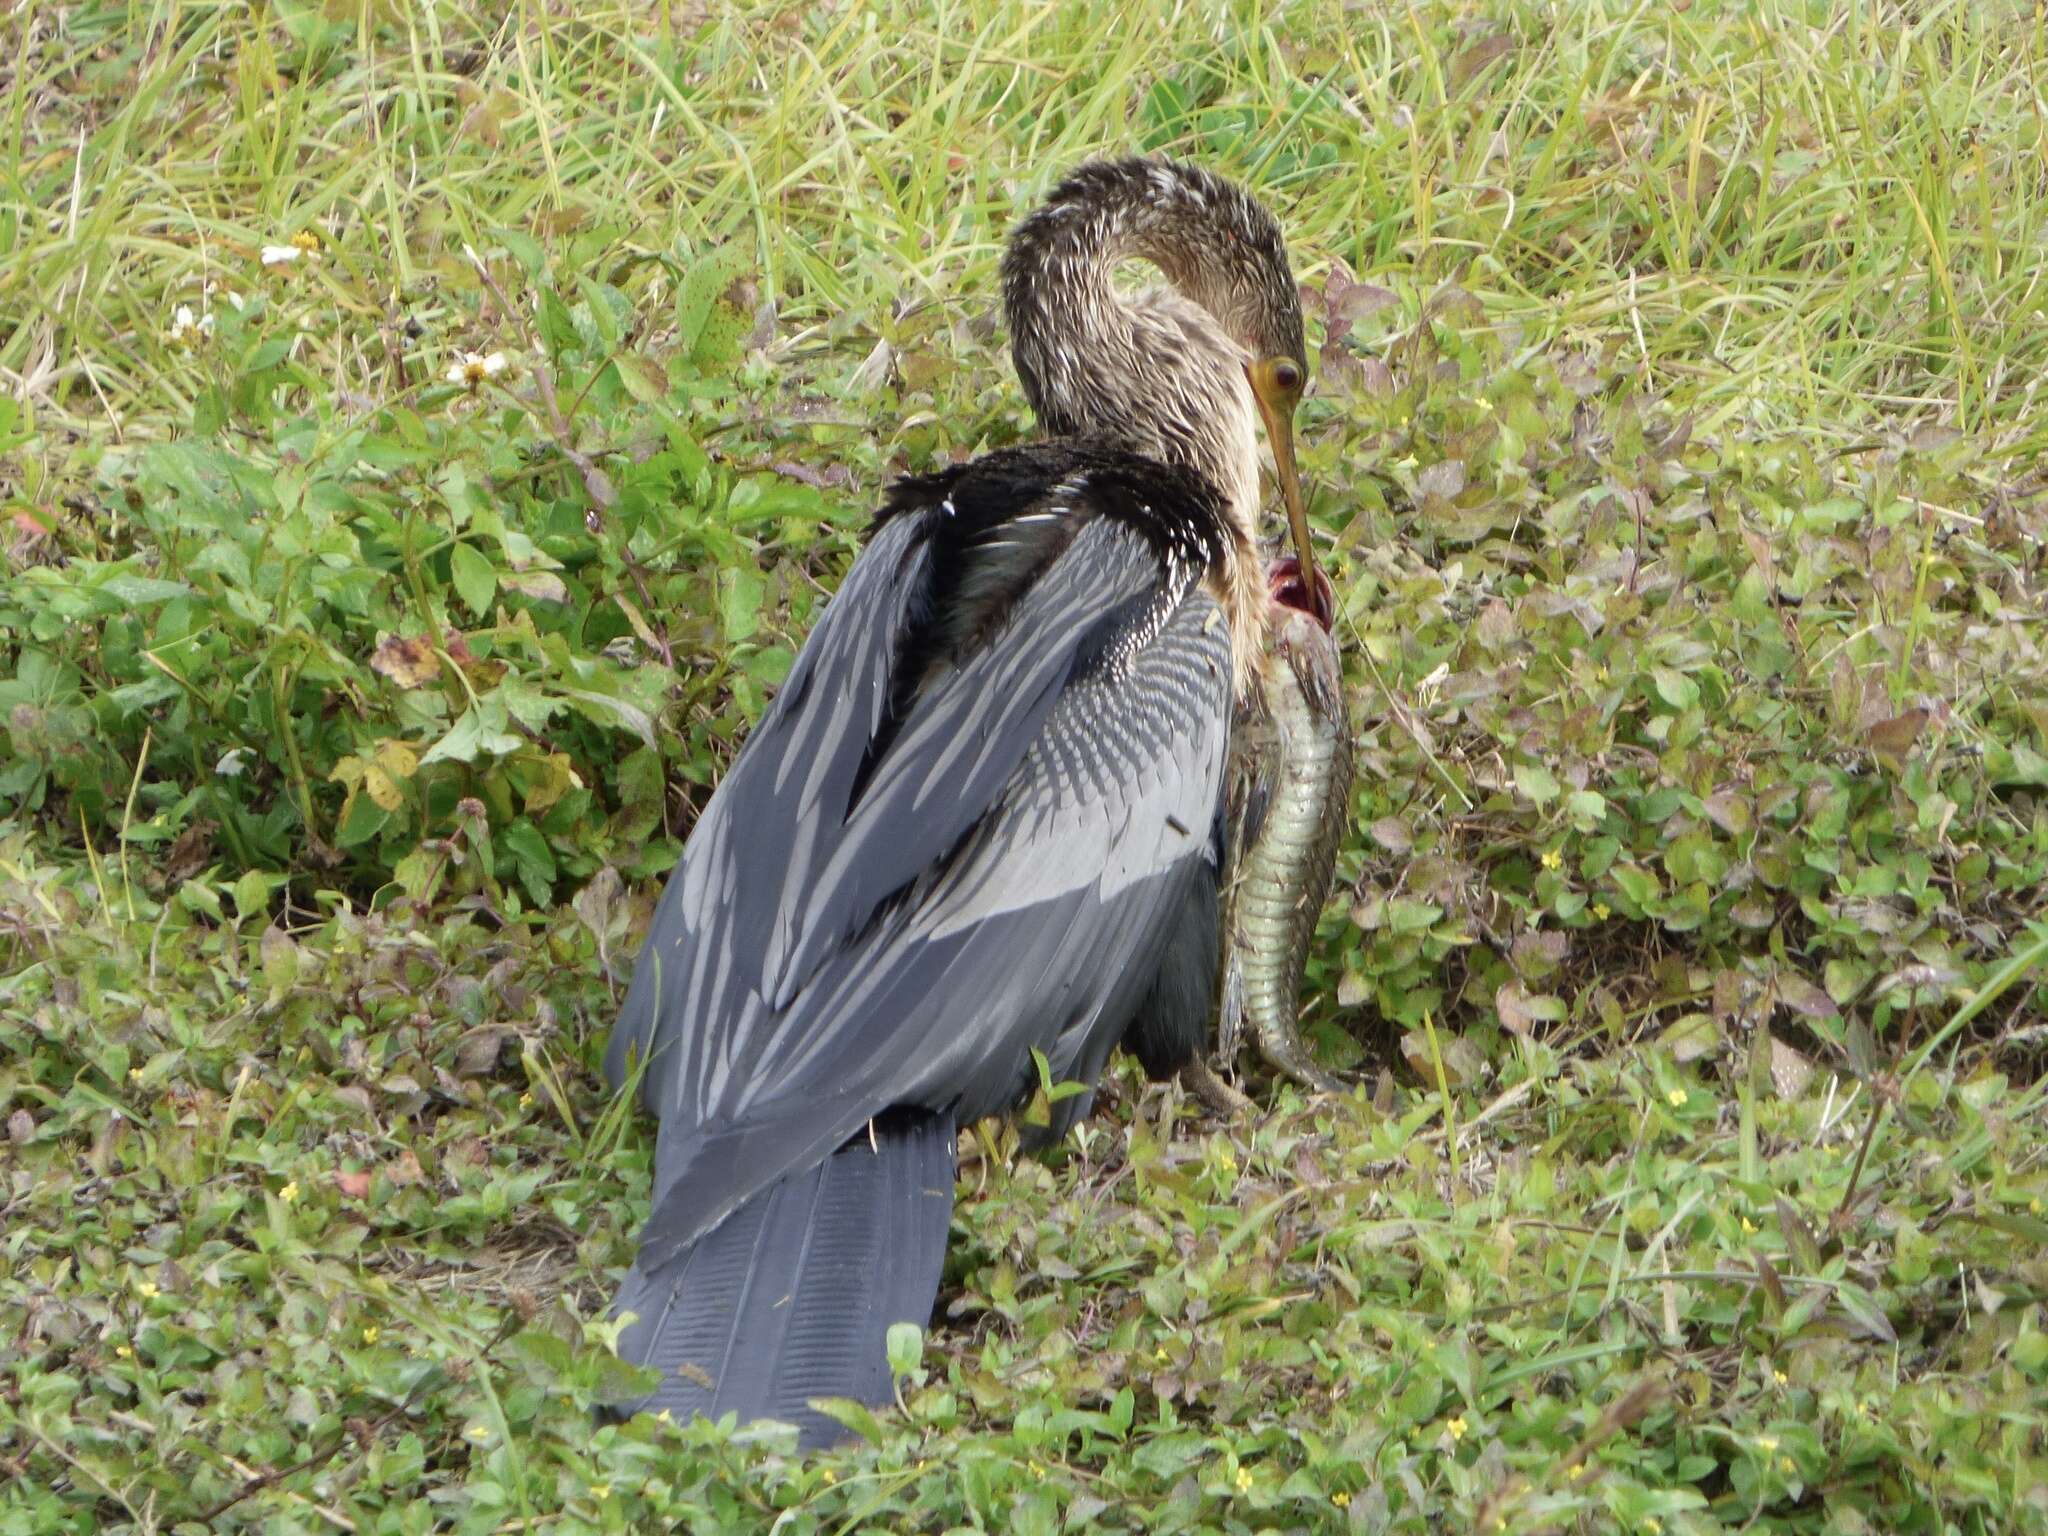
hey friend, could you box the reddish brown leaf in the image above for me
[371,634,442,689]
[333,1169,372,1199]
[1754,1252,1786,1309]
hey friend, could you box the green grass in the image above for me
[4,2,2048,1531]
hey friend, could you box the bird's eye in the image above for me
[1270,358,1302,395]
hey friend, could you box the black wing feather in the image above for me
[608,445,1233,1270]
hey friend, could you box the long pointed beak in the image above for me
[1252,389,1324,622]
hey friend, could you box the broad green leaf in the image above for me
[449,542,496,618]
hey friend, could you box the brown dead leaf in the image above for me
[1417,459,1468,502]
[163,818,218,885]
[1400,1028,1487,1084]
[451,1025,513,1079]
[501,571,569,604]
[371,634,442,689]
[1449,30,1514,90]
[1496,982,1541,1037]
[7,1109,32,1143]
[1865,707,1928,768]
[573,867,625,944]
[1769,1035,1815,1099]
[1369,817,1413,854]
[1474,598,1516,651]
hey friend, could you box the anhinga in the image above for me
[603,157,1320,1446]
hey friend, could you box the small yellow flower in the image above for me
[2030,1197,2042,1215]
[1773,1368,1787,1385]
[1593,903,1611,921]
[1332,1491,1351,1508]
[1154,1346,1170,1363]
[138,1280,158,1299]
[519,1091,534,1109]
[1667,1088,1688,1108]
[1234,1466,1253,1491]
[655,1408,673,1423]
[1779,1456,1796,1475]
[1755,1435,1778,1453]
[290,230,322,255]
[128,1067,143,1081]
[1031,1461,1048,1481]
[1447,1416,1468,1441]
[1215,1149,1237,1174]
[1741,1216,1758,1235]
[1643,1521,1661,1535]
[590,1484,611,1499]
[1540,848,1563,870]
[278,1180,300,1203]
[1595,664,1610,682]
[362,1326,380,1345]
[114,1344,133,1359]
[819,1468,835,1484]
[465,1424,490,1442]
[1476,397,1494,412]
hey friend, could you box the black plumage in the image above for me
[603,445,1235,1438]
[600,156,1309,1445]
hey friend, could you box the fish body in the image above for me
[1217,570,1353,1092]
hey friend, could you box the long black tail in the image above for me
[608,1108,956,1448]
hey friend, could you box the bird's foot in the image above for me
[1252,1025,1347,1096]
[1179,1056,1255,1116]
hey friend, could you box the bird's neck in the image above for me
[1001,162,1270,693]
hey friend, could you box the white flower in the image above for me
[215,748,250,778]
[262,231,321,268]
[167,305,214,348]
[445,351,511,391]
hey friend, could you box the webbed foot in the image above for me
[1252,1016,1347,1096]
[1180,1055,1254,1115]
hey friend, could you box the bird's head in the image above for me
[1113,161,1323,627]
[1003,158,1326,631]
[1239,318,1324,630]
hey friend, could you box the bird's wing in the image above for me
[608,473,1232,1265]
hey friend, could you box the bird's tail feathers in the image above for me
[606,1107,956,1448]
